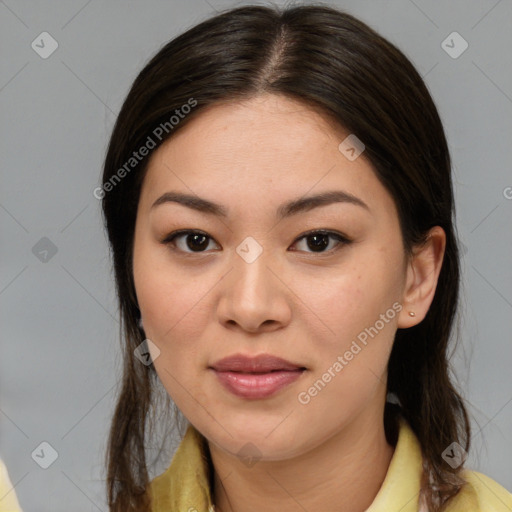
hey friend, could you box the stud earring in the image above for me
[408,311,416,317]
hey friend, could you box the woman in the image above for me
[101,4,512,511]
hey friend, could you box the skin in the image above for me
[133,93,446,512]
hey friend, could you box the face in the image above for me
[133,93,411,461]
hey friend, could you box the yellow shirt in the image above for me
[148,417,512,511]
[0,459,23,512]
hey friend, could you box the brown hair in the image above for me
[101,4,470,511]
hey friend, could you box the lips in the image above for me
[209,353,306,399]
[210,353,305,373]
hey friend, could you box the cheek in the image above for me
[137,272,207,340]
[133,232,213,342]
[292,255,400,345]
[291,251,402,401]
[294,270,398,423]
[134,254,209,408]
[133,242,223,412]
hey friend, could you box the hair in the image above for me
[101,3,471,511]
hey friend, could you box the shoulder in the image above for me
[0,458,23,512]
[445,469,512,511]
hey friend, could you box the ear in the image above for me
[397,226,446,328]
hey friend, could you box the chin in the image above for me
[202,419,310,461]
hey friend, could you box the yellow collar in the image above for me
[148,415,506,511]
[149,421,215,512]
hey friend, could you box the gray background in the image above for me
[1,0,511,510]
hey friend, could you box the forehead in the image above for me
[139,94,394,218]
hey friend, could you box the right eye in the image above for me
[162,229,220,254]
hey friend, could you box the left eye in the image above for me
[291,230,350,253]
[162,229,350,254]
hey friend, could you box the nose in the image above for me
[216,241,292,334]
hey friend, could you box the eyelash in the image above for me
[161,229,352,256]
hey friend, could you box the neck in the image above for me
[209,403,396,512]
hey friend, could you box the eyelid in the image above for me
[161,228,352,254]
[161,229,220,253]
[161,229,210,244]
[291,229,351,255]
[293,228,350,244]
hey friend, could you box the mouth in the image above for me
[209,353,307,399]
[210,353,306,373]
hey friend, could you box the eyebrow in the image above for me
[151,190,370,218]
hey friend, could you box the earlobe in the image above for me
[397,226,446,328]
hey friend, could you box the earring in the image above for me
[137,316,144,329]
[408,311,416,317]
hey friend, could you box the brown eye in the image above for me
[291,230,351,254]
[162,229,351,255]
[162,230,219,253]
